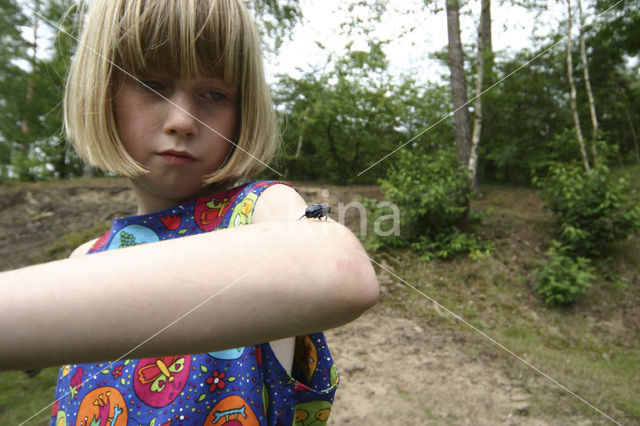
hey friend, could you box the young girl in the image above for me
[0,0,378,424]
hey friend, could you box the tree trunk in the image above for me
[565,0,590,174]
[445,0,471,169]
[469,0,491,196]
[480,0,492,82]
[625,106,640,165]
[20,0,40,143]
[578,0,598,165]
[294,135,303,158]
[325,118,348,184]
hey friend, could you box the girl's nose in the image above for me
[163,97,198,137]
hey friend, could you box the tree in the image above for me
[40,0,84,178]
[469,0,491,194]
[479,47,573,182]
[275,41,404,184]
[577,0,598,160]
[589,0,640,164]
[0,0,85,180]
[0,0,28,181]
[245,0,302,53]
[445,0,471,170]
[565,0,591,173]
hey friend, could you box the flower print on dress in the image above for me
[206,370,226,392]
[111,365,123,379]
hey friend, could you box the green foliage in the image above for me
[531,241,595,307]
[275,41,405,184]
[479,0,640,182]
[244,0,301,52]
[480,49,573,183]
[365,148,488,260]
[0,0,83,181]
[10,151,42,181]
[582,2,640,166]
[535,163,640,258]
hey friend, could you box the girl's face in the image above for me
[113,70,238,214]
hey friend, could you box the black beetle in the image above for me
[300,203,331,221]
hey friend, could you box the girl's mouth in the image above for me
[159,150,196,165]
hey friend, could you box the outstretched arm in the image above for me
[0,189,378,371]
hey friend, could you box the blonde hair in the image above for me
[65,0,279,186]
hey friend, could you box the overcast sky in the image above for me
[22,0,600,86]
[268,0,570,84]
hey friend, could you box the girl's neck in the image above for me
[130,180,232,215]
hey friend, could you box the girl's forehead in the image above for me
[130,66,237,86]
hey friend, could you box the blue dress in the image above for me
[51,181,338,426]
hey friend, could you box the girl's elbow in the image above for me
[351,247,379,311]
[353,256,380,312]
[332,228,379,313]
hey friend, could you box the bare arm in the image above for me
[0,194,378,370]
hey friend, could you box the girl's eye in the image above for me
[204,91,227,102]
[139,80,164,91]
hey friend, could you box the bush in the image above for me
[535,163,640,258]
[531,241,595,307]
[364,148,488,259]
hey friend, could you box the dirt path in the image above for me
[327,303,603,425]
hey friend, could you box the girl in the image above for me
[0,0,378,424]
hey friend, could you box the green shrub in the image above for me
[535,163,640,258]
[364,148,487,259]
[531,241,595,307]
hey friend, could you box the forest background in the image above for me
[1,0,640,424]
[1,0,639,186]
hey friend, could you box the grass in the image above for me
[39,224,111,262]
[0,368,58,425]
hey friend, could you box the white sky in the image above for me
[268,0,569,85]
[21,0,591,86]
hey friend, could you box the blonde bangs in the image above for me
[114,0,245,84]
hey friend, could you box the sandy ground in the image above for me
[328,306,583,425]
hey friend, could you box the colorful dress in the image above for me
[51,181,339,426]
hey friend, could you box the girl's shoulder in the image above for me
[249,181,308,224]
[70,238,99,258]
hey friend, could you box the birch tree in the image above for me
[577,0,598,164]
[469,0,491,194]
[565,0,590,174]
